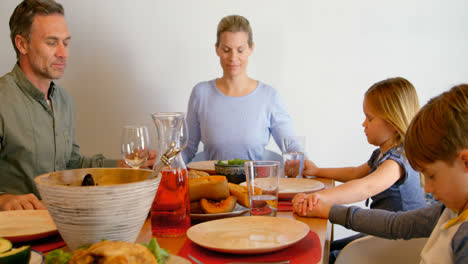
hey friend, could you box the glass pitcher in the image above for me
[150,112,190,237]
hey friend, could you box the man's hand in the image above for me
[0,193,46,211]
[118,150,157,169]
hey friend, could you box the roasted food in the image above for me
[190,201,204,214]
[200,196,237,214]
[69,240,157,264]
[189,175,229,202]
[188,169,210,179]
[228,182,262,208]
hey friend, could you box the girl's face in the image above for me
[216,31,253,78]
[421,151,468,212]
[362,98,397,150]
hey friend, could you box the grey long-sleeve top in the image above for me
[329,203,468,263]
[0,65,116,198]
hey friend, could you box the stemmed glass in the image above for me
[121,125,150,169]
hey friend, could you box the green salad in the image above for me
[217,158,245,165]
[45,238,169,264]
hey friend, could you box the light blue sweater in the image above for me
[182,79,297,163]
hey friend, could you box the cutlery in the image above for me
[188,254,290,264]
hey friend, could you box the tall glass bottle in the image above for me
[150,112,190,237]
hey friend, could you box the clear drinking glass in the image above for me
[245,161,280,217]
[121,125,150,168]
[282,136,306,178]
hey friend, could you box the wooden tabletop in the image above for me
[136,177,334,264]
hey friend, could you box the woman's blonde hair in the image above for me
[365,77,420,146]
[216,15,253,48]
[405,84,468,171]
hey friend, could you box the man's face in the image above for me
[22,14,70,81]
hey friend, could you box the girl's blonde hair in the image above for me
[216,15,253,48]
[405,84,468,171]
[365,77,420,146]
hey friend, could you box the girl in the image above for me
[296,84,468,263]
[291,77,427,262]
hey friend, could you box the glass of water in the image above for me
[121,125,150,168]
[245,161,280,217]
[282,136,305,178]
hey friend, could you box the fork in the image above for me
[188,254,290,264]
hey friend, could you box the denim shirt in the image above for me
[368,146,426,211]
[0,65,116,198]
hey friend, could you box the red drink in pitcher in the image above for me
[151,168,191,237]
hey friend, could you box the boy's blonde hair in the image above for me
[216,15,253,48]
[405,84,468,171]
[365,77,420,146]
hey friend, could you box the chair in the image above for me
[335,235,427,264]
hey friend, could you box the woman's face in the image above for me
[216,31,253,78]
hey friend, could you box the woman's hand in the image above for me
[0,193,46,211]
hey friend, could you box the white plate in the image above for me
[0,210,58,242]
[240,178,324,200]
[30,249,45,264]
[191,203,249,221]
[187,216,309,254]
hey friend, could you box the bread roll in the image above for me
[228,183,262,208]
[188,169,210,179]
[189,175,229,202]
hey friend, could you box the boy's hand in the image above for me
[0,193,47,211]
[293,193,332,219]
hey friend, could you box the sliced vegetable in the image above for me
[0,238,12,254]
[0,246,31,264]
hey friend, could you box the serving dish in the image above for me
[190,203,249,221]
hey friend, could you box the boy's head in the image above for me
[405,84,468,211]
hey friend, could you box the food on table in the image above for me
[0,238,12,254]
[190,201,204,214]
[217,159,245,165]
[187,169,210,179]
[0,244,31,264]
[69,240,156,264]
[200,196,237,214]
[80,174,96,186]
[46,238,169,264]
[228,182,262,208]
[189,175,229,202]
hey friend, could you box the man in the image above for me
[0,0,154,210]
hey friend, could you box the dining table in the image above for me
[136,177,335,264]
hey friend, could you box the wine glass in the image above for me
[121,125,150,168]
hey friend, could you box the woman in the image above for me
[182,15,298,163]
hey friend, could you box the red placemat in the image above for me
[178,230,321,264]
[278,201,293,212]
[29,234,66,253]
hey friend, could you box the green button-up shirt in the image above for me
[0,65,116,198]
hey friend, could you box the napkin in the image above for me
[29,234,66,253]
[278,201,293,212]
[178,231,321,264]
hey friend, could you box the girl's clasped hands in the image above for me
[292,192,332,219]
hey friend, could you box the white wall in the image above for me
[1,0,467,167]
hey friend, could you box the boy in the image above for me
[293,84,468,263]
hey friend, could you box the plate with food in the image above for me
[0,237,45,264]
[0,210,58,242]
[44,238,190,264]
[187,160,217,175]
[189,175,254,221]
[187,216,309,254]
